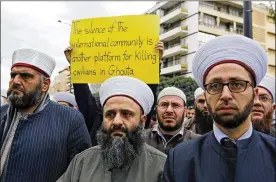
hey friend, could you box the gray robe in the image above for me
[57,144,166,182]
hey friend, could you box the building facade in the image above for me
[145,1,275,77]
[49,67,101,94]
[49,67,73,94]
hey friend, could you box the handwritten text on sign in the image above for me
[69,15,160,84]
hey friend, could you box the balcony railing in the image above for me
[199,2,243,18]
[163,44,188,59]
[160,26,188,42]
[161,7,188,24]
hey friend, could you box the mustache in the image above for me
[7,84,24,94]
[106,125,128,134]
[216,103,238,111]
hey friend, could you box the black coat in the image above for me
[163,130,276,182]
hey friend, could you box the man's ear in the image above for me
[140,115,147,127]
[272,104,276,112]
[42,78,51,92]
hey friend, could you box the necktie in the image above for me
[221,137,237,149]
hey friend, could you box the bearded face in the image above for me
[96,123,146,170]
[251,87,275,134]
[156,96,185,132]
[7,79,43,109]
[252,109,274,134]
[204,63,255,129]
[99,96,147,170]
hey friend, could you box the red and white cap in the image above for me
[11,48,56,77]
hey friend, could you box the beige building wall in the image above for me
[49,67,73,94]
[199,2,275,77]
[253,5,275,77]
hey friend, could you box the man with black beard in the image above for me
[163,35,276,182]
[0,49,92,182]
[184,87,213,134]
[57,76,166,182]
[146,87,200,155]
[252,74,275,136]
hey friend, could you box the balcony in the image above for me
[267,40,275,50]
[161,8,188,24]
[161,64,188,75]
[163,44,188,59]
[160,26,188,42]
[267,23,275,34]
[199,5,242,24]
[198,22,237,36]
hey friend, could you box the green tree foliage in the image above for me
[157,75,199,106]
[267,2,276,23]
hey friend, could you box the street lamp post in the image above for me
[58,20,73,93]
[243,1,253,39]
[57,20,72,26]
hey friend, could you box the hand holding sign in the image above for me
[69,15,160,84]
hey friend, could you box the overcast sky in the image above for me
[1,1,157,93]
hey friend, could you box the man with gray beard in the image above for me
[251,74,275,136]
[0,49,92,182]
[57,76,166,182]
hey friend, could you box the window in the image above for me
[200,14,216,27]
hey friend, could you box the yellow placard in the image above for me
[69,15,160,84]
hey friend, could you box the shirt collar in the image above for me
[152,124,185,137]
[213,122,253,144]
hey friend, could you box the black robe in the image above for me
[163,130,276,182]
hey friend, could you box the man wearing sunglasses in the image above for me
[163,35,276,182]
[251,74,275,136]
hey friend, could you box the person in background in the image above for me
[186,106,195,120]
[184,87,213,134]
[251,74,275,136]
[0,48,92,182]
[57,76,166,182]
[146,87,200,154]
[163,35,276,182]
[53,91,79,110]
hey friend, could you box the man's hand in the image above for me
[155,41,164,64]
[64,46,73,64]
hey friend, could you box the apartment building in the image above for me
[145,1,275,77]
[49,67,73,94]
[49,67,101,94]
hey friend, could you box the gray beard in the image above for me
[96,123,146,170]
[7,83,42,109]
[252,109,274,134]
[157,113,184,132]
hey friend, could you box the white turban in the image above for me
[100,76,154,115]
[194,87,205,100]
[192,35,268,89]
[258,74,275,103]
[12,48,56,77]
[157,87,187,104]
[54,92,78,107]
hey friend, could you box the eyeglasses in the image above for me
[158,102,183,110]
[258,95,273,103]
[204,80,252,95]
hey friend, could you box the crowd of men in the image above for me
[0,34,275,182]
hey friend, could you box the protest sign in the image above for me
[69,15,160,83]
